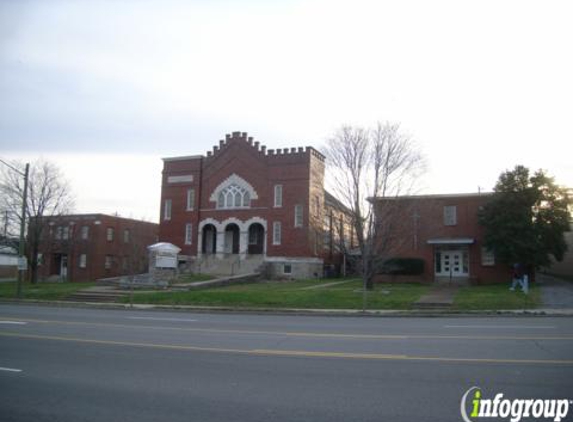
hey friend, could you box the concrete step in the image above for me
[65,289,128,303]
[412,302,453,310]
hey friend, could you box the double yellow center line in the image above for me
[2,316,572,341]
[1,316,572,365]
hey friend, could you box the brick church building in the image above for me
[159,131,348,278]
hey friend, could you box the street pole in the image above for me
[16,163,29,299]
[3,210,8,237]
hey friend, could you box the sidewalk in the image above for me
[412,285,458,309]
[537,273,573,309]
[3,297,573,316]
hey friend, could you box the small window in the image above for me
[105,255,112,270]
[274,185,283,208]
[273,221,282,245]
[106,227,114,241]
[62,226,69,240]
[81,226,89,240]
[123,229,130,243]
[324,214,333,249]
[294,204,303,228]
[37,253,43,266]
[435,251,442,273]
[324,214,332,230]
[283,264,292,275]
[79,254,87,269]
[443,205,457,226]
[481,247,495,266]
[186,188,195,211]
[185,223,193,245]
[55,226,63,240]
[164,199,172,221]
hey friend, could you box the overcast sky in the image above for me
[1,0,571,222]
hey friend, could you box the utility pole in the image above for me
[16,163,30,298]
[3,210,8,238]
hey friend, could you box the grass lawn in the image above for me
[453,283,541,310]
[123,278,430,310]
[0,277,543,310]
[0,281,96,301]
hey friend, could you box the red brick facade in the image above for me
[35,214,158,282]
[372,193,510,284]
[159,132,330,276]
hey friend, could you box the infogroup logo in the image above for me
[461,386,571,422]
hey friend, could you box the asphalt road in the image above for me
[1,304,572,422]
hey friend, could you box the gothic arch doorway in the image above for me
[202,224,217,254]
[224,223,240,254]
[248,223,265,255]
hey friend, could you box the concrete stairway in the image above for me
[65,285,128,303]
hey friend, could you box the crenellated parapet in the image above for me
[204,131,325,163]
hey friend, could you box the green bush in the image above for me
[380,258,424,275]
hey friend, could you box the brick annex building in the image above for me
[159,132,350,278]
[34,214,158,282]
[372,193,510,284]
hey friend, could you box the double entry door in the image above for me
[436,250,468,277]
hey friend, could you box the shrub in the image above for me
[380,258,425,275]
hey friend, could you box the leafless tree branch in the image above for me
[0,159,75,283]
[323,121,425,290]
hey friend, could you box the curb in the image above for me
[2,299,573,317]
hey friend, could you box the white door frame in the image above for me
[435,248,469,277]
[60,254,68,278]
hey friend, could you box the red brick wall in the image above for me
[373,194,511,284]
[36,214,158,282]
[159,157,201,255]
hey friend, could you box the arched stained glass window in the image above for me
[216,184,251,209]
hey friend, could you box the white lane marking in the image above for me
[0,367,22,373]
[127,316,198,323]
[0,321,28,325]
[444,325,555,329]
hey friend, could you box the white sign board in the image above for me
[155,254,177,268]
[168,175,194,184]
[18,256,28,271]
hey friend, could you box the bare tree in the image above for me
[0,159,74,283]
[323,122,425,295]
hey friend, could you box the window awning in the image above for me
[427,238,475,245]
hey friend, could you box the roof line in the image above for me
[370,192,493,201]
[162,155,203,162]
[34,214,158,224]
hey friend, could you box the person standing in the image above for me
[510,263,524,291]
